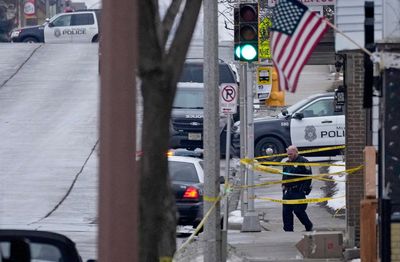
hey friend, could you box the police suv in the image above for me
[232,92,345,157]
[169,59,238,156]
[10,10,100,43]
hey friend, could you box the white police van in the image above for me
[10,10,100,43]
[232,92,345,157]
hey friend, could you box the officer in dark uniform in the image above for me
[282,145,313,232]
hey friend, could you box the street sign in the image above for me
[259,17,272,60]
[257,66,272,100]
[219,83,238,114]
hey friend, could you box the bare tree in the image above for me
[138,0,202,261]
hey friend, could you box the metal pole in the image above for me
[203,0,221,261]
[222,115,231,261]
[45,0,50,19]
[240,63,248,216]
[98,0,138,261]
[241,63,261,232]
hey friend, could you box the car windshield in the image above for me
[169,161,199,183]
[173,87,203,109]
[0,241,62,262]
[278,94,331,117]
[179,63,236,84]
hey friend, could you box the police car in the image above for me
[232,92,345,157]
[10,10,100,43]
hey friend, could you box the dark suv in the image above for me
[179,59,238,85]
[169,60,238,154]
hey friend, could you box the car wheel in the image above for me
[92,35,99,43]
[255,136,285,158]
[22,37,38,43]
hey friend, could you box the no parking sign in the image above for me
[219,83,238,114]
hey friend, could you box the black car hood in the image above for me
[19,25,44,31]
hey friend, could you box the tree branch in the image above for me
[166,0,202,86]
[138,0,164,77]
[218,10,233,25]
[161,0,183,47]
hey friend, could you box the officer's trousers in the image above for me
[282,191,313,232]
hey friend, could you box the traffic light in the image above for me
[234,7,240,61]
[234,3,259,62]
[266,67,285,107]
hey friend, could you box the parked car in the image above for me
[169,156,224,228]
[179,58,238,85]
[0,229,96,262]
[170,82,234,156]
[232,92,345,157]
[179,58,239,123]
[168,59,238,157]
[10,10,101,43]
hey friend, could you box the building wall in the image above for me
[343,51,366,245]
[393,222,400,262]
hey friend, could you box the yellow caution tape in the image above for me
[159,257,172,262]
[176,194,223,255]
[254,145,346,160]
[253,195,345,204]
[253,164,282,174]
[333,205,346,218]
[235,165,363,189]
[203,195,221,203]
[258,161,345,167]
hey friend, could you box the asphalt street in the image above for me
[0,43,99,260]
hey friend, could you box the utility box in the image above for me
[296,232,344,259]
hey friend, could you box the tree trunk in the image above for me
[139,74,177,261]
[137,1,203,260]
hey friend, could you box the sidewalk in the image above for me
[226,166,346,261]
[175,165,347,261]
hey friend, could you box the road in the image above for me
[0,43,99,260]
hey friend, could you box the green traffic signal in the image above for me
[241,44,258,61]
[234,3,259,62]
[235,44,258,62]
[235,45,241,60]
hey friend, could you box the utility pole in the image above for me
[241,63,261,232]
[240,63,248,216]
[203,0,222,261]
[45,0,50,18]
[98,0,138,261]
[378,1,400,260]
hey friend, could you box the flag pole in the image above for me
[324,19,373,57]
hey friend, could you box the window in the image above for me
[169,161,199,183]
[0,241,62,262]
[179,63,237,84]
[52,15,71,27]
[71,13,94,26]
[300,99,335,118]
[173,88,204,109]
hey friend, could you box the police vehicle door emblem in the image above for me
[304,126,317,142]
[54,28,61,38]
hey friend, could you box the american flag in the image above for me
[270,0,328,93]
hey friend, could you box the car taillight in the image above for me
[183,186,199,200]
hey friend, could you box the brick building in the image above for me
[341,51,366,245]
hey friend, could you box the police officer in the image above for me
[282,145,313,232]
